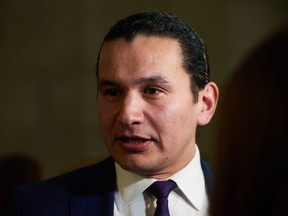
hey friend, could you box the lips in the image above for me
[116,135,152,152]
[118,136,148,143]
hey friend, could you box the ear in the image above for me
[197,82,219,126]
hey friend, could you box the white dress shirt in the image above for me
[113,145,209,216]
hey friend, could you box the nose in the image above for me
[116,92,145,126]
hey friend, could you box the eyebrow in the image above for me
[98,74,170,88]
[134,75,170,85]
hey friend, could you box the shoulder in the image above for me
[9,157,116,214]
[15,158,116,203]
[20,157,115,194]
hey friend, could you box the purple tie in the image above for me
[146,180,177,216]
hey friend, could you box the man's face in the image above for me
[97,35,204,179]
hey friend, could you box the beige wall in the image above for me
[1,0,287,178]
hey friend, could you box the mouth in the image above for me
[116,135,153,152]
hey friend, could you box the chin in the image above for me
[117,156,153,174]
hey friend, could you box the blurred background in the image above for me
[1,0,288,179]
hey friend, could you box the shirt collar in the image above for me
[169,145,207,210]
[114,145,207,211]
[114,163,154,211]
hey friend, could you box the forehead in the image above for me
[98,35,184,78]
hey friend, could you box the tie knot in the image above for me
[147,180,177,199]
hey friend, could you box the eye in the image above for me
[143,86,162,95]
[102,88,121,96]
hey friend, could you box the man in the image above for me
[8,12,219,216]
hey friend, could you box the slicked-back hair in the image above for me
[96,11,210,101]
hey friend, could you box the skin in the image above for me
[97,35,218,179]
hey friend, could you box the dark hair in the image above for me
[96,11,210,100]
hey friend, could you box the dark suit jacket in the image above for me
[7,157,213,216]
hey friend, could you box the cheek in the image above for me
[152,103,185,134]
[98,105,113,132]
[155,100,196,136]
[162,99,194,120]
[99,114,113,129]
